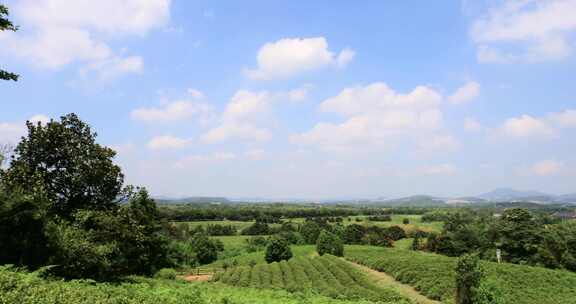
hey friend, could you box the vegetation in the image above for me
[316,230,344,257]
[265,236,293,263]
[423,208,576,271]
[345,245,576,304]
[214,255,410,303]
[0,265,383,304]
[0,4,18,81]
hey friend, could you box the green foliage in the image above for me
[496,208,541,264]
[190,232,221,264]
[299,220,322,244]
[154,268,177,280]
[214,255,409,303]
[0,4,18,81]
[455,254,483,304]
[3,114,124,218]
[265,236,292,263]
[343,224,365,244]
[345,245,576,304]
[0,189,50,268]
[402,218,410,225]
[316,230,344,257]
[0,266,385,304]
[411,234,421,251]
[537,221,576,271]
[241,221,270,235]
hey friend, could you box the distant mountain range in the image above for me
[154,188,576,205]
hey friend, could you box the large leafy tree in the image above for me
[316,230,344,257]
[265,236,292,263]
[3,114,124,218]
[1,5,19,81]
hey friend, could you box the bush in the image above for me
[402,218,410,225]
[456,254,483,304]
[265,236,292,263]
[154,268,177,280]
[316,230,344,257]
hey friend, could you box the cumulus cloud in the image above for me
[147,135,191,150]
[471,0,576,63]
[448,81,480,104]
[245,37,354,80]
[549,109,576,127]
[131,90,213,123]
[0,114,50,144]
[498,114,556,138]
[527,159,564,176]
[291,82,449,151]
[175,152,236,168]
[0,0,170,78]
[201,90,275,143]
[417,135,461,155]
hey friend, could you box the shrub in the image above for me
[402,218,410,225]
[456,254,483,304]
[316,230,344,257]
[154,268,177,280]
[265,236,292,263]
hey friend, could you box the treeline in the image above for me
[158,204,447,222]
[416,208,576,272]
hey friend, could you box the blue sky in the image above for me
[1,0,576,199]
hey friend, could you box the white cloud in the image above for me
[175,152,236,168]
[291,82,447,151]
[147,135,191,150]
[0,114,50,144]
[419,163,458,175]
[464,117,484,132]
[201,90,273,143]
[81,56,143,80]
[0,0,170,78]
[131,93,213,123]
[471,0,576,63]
[287,86,311,102]
[549,109,576,127]
[498,114,556,138]
[527,159,564,176]
[245,37,354,80]
[448,81,480,104]
[417,135,461,155]
[202,123,272,143]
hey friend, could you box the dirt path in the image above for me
[346,260,441,304]
[181,274,213,282]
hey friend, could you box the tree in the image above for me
[190,232,220,264]
[1,5,19,81]
[496,208,541,264]
[316,230,344,257]
[3,114,124,218]
[537,221,576,271]
[455,254,483,304]
[403,218,410,225]
[343,224,366,244]
[265,236,292,263]
[299,220,321,244]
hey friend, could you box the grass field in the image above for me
[0,266,383,304]
[214,255,411,303]
[344,245,576,304]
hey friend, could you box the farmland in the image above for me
[214,254,410,303]
[345,245,576,304]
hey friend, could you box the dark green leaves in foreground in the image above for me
[1,4,19,81]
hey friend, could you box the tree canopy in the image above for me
[0,5,19,81]
[3,114,124,218]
